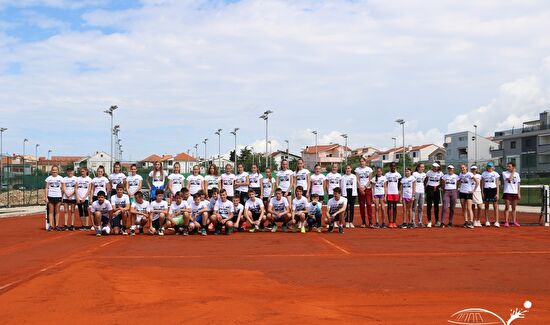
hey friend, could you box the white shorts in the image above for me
[473,191,483,205]
[136,215,146,224]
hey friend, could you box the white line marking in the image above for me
[319,237,351,255]
[100,240,117,247]
[0,282,15,290]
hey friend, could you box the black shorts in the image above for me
[47,196,62,204]
[282,190,292,197]
[111,216,121,228]
[483,188,498,202]
[250,211,261,221]
[152,218,164,230]
[63,199,77,204]
[459,192,473,200]
[272,213,288,222]
[101,215,110,227]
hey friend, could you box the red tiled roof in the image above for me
[174,152,196,161]
[51,156,84,162]
[141,154,162,162]
[377,144,437,155]
[302,144,352,154]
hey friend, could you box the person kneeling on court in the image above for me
[130,191,150,235]
[291,186,309,233]
[110,184,130,235]
[307,193,323,233]
[211,189,234,235]
[89,191,113,237]
[189,194,209,236]
[165,191,192,235]
[149,189,168,236]
[266,188,291,232]
[325,187,347,234]
[244,188,266,233]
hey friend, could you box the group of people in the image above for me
[42,156,522,236]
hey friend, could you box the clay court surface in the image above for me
[0,209,549,324]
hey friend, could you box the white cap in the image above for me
[447,164,455,169]
[432,162,440,167]
[470,165,478,170]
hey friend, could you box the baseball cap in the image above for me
[470,165,478,170]
[487,162,494,167]
[447,164,455,169]
[432,162,440,167]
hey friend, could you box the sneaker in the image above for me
[282,224,288,232]
[485,221,491,227]
[214,228,221,235]
[182,228,189,236]
[47,226,54,232]
[463,223,468,228]
[95,229,102,236]
[467,222,474,229]
[427,222,432,228]
[68,226,75,231]
[301,225,306,233]
[249,227,256,233]
[410,223,417,229]
[316,227,322,233]
[158,228,164,236]
[494,221,500,228]
[361,224,367,228]
[381,223,387,229]
[130,229,135,236]
[435,221,441,227]
[55,226,62,231]
[373,223,380,229]
[292,225,298,233]
[447,223,453,228]
[345,222,350,228]
[400,223,408,229]
[328,223,334,232]
[271,225,278,233]
[349,223,355,229]
[122,229,128,236]
[439,223,445,228]
[225,227,231,235]
[418,223,425,228]
[504,222,509,227]
[338,225,344,234]
[513,221,521,227]
[91,226,95,231]
[201,228,207,236]
[63,225,69,231]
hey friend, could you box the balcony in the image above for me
[491,148,504,158]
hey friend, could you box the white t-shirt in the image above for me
[310,174,326,196]
[45,175,63,198]
[190,200,208,218]
[307,201,322,216]
[235,172,249,192]
[249,173,263,189]
[131,200,150,214]
[412,172,426,194]
[150,200,168,220]
[325,172,342,195]
[76,176,92,200]
[92,176,109,197]
[220,173,236,197]
[110,194,130,209]
[442,174,459,190]
[168,173,185,194]
[340,174,357,197]
[371,175,387,196]
[126,174,143,196]
[245,198,264,213]
[208,197,221,211]
[62,176,77,200]
[234,203,244,216]
[262,177,274,198]
[401,176,415,199]
[269,197,289,213]
[277,169,293,192]
[169,201,188,216]
[214,200,234,219]
[426,170,443,187]
[458,172,475,193]
[90,200,112,216]
[502,171,521,194]
[205,175,220,190]
[292,196,308,212]
[186,174,204,195]
[473,174,482,193]
[355,166,373,188]
[385,172,401,195]
[148,171,166,188]
[327,196,348,215]
[294,169,310,190]
[481,171,500,189]
[108,173,126,189]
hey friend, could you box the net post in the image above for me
[545,185,549,227]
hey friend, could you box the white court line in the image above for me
[319,237,351,255]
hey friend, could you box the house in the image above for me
[301,144,352,170]
[73,151,114,175]
[351,146,379,158]
[368,144,445,167]
[1,154,36,176]
[271,150,301,169]
[173,152,198,173]
[140,154,174,173]
[37,156,84,173]
[444,131,499,166]
[491,111,550,174]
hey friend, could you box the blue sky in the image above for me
[1,0,549,161]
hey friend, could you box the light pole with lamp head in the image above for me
[285,139,289,154]
[103,105,118,171]
[395,119,405,174]
[341,134,348,167]
[230,128,239,168]
[392,137,397,148]
[23,138,28,175]
[215,129,222,168]
[312,131,318,165]
[473,124,478,165]
[203,138,208,170]
[259,110,273,167]
[0,128,6,190]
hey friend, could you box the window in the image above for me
[412,152,418,158]
[458,148,467,155]
[396,154,401,159]
[510,141,516,149]
[382,155,387,160]
[458,136,466,142]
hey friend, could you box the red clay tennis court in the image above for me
[0,209,548,324]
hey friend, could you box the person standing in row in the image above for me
[326,163,342,200]
[400,167,416,228]
[481,162,500,227]
[219,164,236,201]
[126,164,142,205]
[61,167,78,230]
[458,164,477,229]
[425,162,443,228]
[108,162,126,197]
[412,163,426,227]
[502,162,521,227]
[293,159,310,198]
[147,161,166,201]
[205,164,220,198]
[187,165,205,197]
[76,167,92,230]
[168,162,185,202]
[355,157,373,228]
[44,166,63,231]
[261,167,274,208]
[371,167,387,228]
[341,164,357,228]
[91,166,109,203]
[441,165,459,228]
[310,164,326,202]
[470,166,484,227]
[248,164,263,198]
[276,159,294,205]
[234,163,250,205]
[385,162,401,228]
